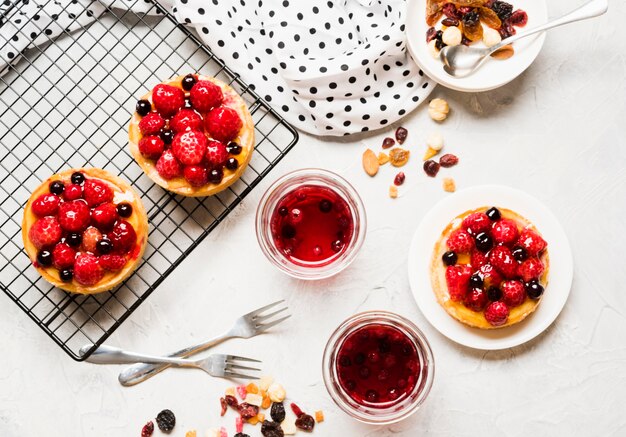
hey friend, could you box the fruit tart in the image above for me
[430,206,549,329]
[22,168,148,294]
[128,73,254,197]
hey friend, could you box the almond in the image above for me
[491,44,514,60]
[362,148,379,176]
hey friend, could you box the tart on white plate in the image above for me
[128,74,255,197]
[22,168,148,294]
[430,206,549,329]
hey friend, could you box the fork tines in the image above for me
[224,355,262,380]
[247,299,292,332]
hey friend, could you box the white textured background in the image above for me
[2,0,626,435]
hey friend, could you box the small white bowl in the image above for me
[406,0,548,92]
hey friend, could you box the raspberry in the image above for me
[32,193,60,217]
[83,179,114,207]
[189,80,223,112]
[205,106,243,142]
[172,130,208,165]
[477,263,503,289]
[99,254,127,271]
[138,112,165,135]
[81,226,102,253]
[445,264,472,302]
[205,140,229,168]
[109,220,136,252]
[484,301,510,326]
[183,165,209,187]
[91,202,117,230]
[52,243,76,269]
[152,83,185,117]
[464,287,488,312]
[517,229,547,256]
[518,257,544,282]
[58,200,91,232]
[156,150,183,180]
[73,253,104,286]
[63,184,83,201]
[489,246,517,279]
[462,212,490,235]
[470,250,488,269]
[29,216,62,249]
[491,219,519,246]
[170,108,203,133]
[138,135,165,160]
[446,228,474,253]
[501,280,526,307]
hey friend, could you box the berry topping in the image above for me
[170,108,203,133]
[227,141,242,155]
[488,245,517,279]
[462,212,491,235]
[138,135,165,160]
[469,273,483,288]
[99,254,127,271]
[73,253,104,286]
[63,184,83,201]
[470,250,488,269]
[487,286,502,301]
[442,250,458,266]
[225,157,239,170]
[464,287,488,311]
[156,409,176,433]
[205,140,229,167]
[96,238,113,255]
[183,165,209,187]
[445,264,472,302]
[189,80,224,112]
[59,268,73,282]
[181,73,197,91]
[525,280,544,299]
[116,202,132,218]
[474,231,493,252]
[491,218,519,246]
[208,167,224,184]
[485,207,501,221]
[52,243,76,269]
[518,257,544,282]
[81,226,102,253]
[172,130,208,165]
[484,301,509,326]
[478,263,504,289]
[71,172,85,185]
[205,106,243,142]
[109,220,137,252]
[57,200,91,232]
[135,99,152,116]
[37,249,53,266]
[66,232,82,247]
[446,228,474,253]
[138,112,165,136]
[32,193,60,217]
[83,179,114,207]
[90,202,117,230]
[160,129,174,145]
[152,83,185,117]
[156,149,183,180]
[501,280,526,307]
[49,180,65,195]
[517,229,547,256]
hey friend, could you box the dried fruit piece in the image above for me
[382,137,395,149]
[423,147,439,161]
[443,177,456,192]
[426,0,444,25]
[378,152,389,165]
[259,375,274,392]
[261,420,284,437]
[389,147,410,167]
[491,44,515,60]
[428,98,449,122]
[440,153,459,167]
[290,403,304,418]
[478,7,502,28]
[261,393,272,409]
[395,127,408,144]
[389,185,398,199]
[220,397,228,416]
[156,409,176,433]
[315,411,324,423]
[362,148,379,176]
[185,431,197,437]
[295,414,315,431]
[141,421,155,437]
[238,402,260,420]
[237,385,248,399]
[225,394,239,408]
[225,387,237,397]
[394,172,406,186]
[246,383,259,394]
[268,383,286,402]
[423,160,441,177]
[462,11,484,42]
[245,393,264,407]
[271,402,286,422]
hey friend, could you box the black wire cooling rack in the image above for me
[0,1,298,360]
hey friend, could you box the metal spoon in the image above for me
[440,0,608,78]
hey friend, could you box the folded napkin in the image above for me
[0,0,434,136]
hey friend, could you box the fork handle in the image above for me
[83,344,196,367]
[117,332,231,386]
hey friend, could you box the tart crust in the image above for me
[21,168,149,295]
[128,75,255,197]
[430,207,549,329]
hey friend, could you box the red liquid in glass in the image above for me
[335,324,420,407]
[270,185,354,267]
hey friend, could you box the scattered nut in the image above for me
[258,375,274,392]
[378,152,389,165]
[423,160,441,177]
[395,126,408,144]
[427,39,439,59]
[491,44,514,60]
[426,132,444,151]
[442,26,462,46]
[382,137,395,149]
[483,27,502,48]
[389,185,398,199]
[389,147,410,167]
[268,382,286,402]
[428,98,449,122]
[423,147,439,161]
[362,148,379,176]
[443,177,456,192]
[439,153,459,167]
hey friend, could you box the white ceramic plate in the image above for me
[407,185,573,350]
[406,0,548,92]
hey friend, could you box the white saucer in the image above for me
[406,0,548,92]
[407,185,573,350]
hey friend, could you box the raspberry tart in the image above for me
[128,74,254,197]
[430,206,549,329]
[22,168,148,294]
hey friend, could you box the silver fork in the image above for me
[81,344,261,380]
[117,299,290,386]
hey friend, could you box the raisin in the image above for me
[382,137,395,149]
[261,420,284,437]
[271,402,286,422]
[290,403,304,418]
[238,402,259,420]
[220,397,227,417]
[491,0,513,20]
[462,10,479,27]
[156,409,176,433]
[225,395,239,408]
[295,414,315,431]
[439,153,459,168]
[426,26,437,43]
[234,434,251,437]
[395,126,408,144]
[141,421,154,437]
[442,17,459,26]
[394,172,406,186]
[423,160,440,177]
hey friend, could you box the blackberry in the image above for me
[155,409,176,433]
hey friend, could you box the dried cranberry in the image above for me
[441,17,459,27]
[382,137,395,149]
[220,397,227,416]
[442,3,462,19]
[271,402,286,423]
[509,9,528,27]
[238,402,259,420]
[295,414,315,431]
[156,409,176,433]
[290,403,304,418]
[499,19,516,38]
[395,126,408,144]
[225,394,239,408]
[261,420,284,437]
[423,160,440,177]
[439,153,459,168]
[394,172,406,186]
[426,26,437,43]
[141,421,155,437]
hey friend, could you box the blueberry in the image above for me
[66,232,82,247]
[474,232,493,252]
[59,269,73,282]
[70,172,85,185]
[319,199,332,213]
[227,141,242,155]
[160,129,174,144]
[96,238,113,254]
[37,250,52,266]
[486,207,501,221]
[181,73,197,91]
[525,280,544,299]
[135,99,151,116]
[49,181,65,195]
[281,224,296,239]
[469,273,484,288]
[442,251,458,266]
[225,157,238,170]
[116,202,132,218]
[208,167,223,184]
[512,246,527,261]
[487,286,502,301]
